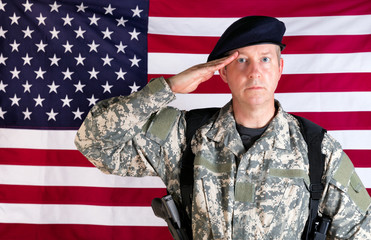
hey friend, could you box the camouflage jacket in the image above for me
[75,77,371,239]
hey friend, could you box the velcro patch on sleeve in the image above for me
[146,107,180,145]
[333,152,371,212]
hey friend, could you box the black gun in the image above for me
[151,195,190,240]
[313,216,331,240]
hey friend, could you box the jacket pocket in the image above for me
[255,168,309,229]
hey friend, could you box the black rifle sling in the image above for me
[180,109,326,239]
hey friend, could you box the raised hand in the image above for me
[166,51,238,93]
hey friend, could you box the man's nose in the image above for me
[248,61,261,79]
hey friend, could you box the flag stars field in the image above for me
[1,0,146,125]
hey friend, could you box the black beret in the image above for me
[207,16,286,62]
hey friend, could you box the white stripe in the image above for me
[1,128,371,151]
[0,128,76,150]
[148,15,371,36]
[0,164,370,189]
[148,52,371,75]
[355,168,371,189]
[0,165,166,188]
[169,92,371,112]
[0,203,166,226]
[329,130,371,150]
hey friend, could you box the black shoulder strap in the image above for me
[180,108,220,238]
[293,115,327,240]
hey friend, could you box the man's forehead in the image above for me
[234,44,279,54]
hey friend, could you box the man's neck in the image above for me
[232,100,276,129]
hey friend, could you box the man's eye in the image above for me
[237,58,246,63]
[262,57,270,62]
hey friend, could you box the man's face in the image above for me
[219,44,284,108]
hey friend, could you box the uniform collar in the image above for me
[205,100,292,156]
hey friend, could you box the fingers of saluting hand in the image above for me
[166,51,238,94]
[202,51,239,73]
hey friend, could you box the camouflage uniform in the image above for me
[75,77,371,239]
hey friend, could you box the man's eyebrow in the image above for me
[261,51,273,55]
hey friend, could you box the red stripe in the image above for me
[1,146,371,171]
[0,185,167,206]
[0,148,93,167]
[289,112,371,131]
[148,73,371,93]
[344,150,371,168]
[148,35,371,55]
[0,224,172,240]
[149,0,371,17]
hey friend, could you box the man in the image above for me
[75,16,371,239]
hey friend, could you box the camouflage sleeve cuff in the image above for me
[147,77,175,97]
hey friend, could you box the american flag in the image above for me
[0,0,370,239]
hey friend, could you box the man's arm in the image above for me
[320,134,371,239]
[74,53,238,188]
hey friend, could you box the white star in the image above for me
[74,80,85,92]
[129,82,140,93]
[23,0,33,12]
[88,67,99,79]
[0,80,8,92]
[36,13,47,25]
[36,40,47,52]
[10,67,20,79]
[22,80,32,93]
[131,5,143,17]
[0,0,7,11]
[49,54,60,66]
[22,53,32,65]
[128,28,140,41]
[22,108,32,120]
[101,81,113,93]
[22,26,34,38]
[76,2,88,12]
[0,26,7,38]
[115,41,127,53]
[88,40,99,52]
[49,1,61,12]
[62,13,74,26]
[74,26,86,39]
[34,94,45,107]
[0,53,7,65]
[46,109,58,121]
[87,95,99,106]
[0,107,6,119]
[62,68,74,80]
[89,14,100,26]
[34,67,46,79]
[47,81,59,93]
[50,27,60,39]
[61,95,72,107]
[116,17,128,27]
[101,27,113,39]
[9,94,21,106]
[10,40,20,52]
[129,55,141,67]
[104,4,115,15]
[75,53,85,66]
[62,41,73,53]
[72,108,84,120]
[115,68,127,80]
[101,54,113,66]
[9,13,20,25]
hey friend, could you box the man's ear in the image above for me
[219,67,228,83]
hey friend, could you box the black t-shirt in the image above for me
[236,123,268,151]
